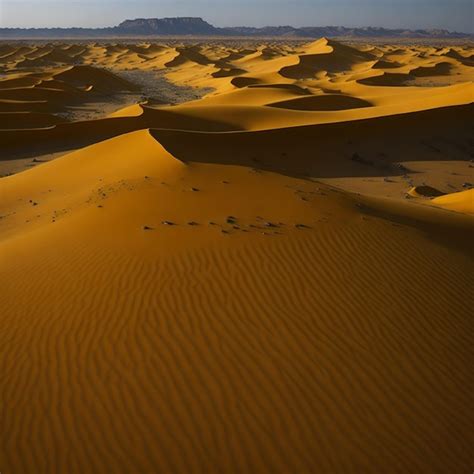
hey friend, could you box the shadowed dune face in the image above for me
[267,94,373,110]
[357,71,413,86]
[230,75,263,88]
[1,38,474,473]
[410,61,453,77]
[408,184,445,198]
[278,38,377,79]
[372,59,404,69]
[53,65,139,92]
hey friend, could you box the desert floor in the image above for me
[1,38,473,473]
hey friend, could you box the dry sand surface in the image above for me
[1,38,474,473]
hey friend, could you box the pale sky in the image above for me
[0,0,472,33]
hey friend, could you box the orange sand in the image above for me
[1,38,473,473]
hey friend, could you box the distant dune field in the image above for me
[1,38,473,473]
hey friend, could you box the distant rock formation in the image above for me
[118,17,216,35]
[0,17,471,39]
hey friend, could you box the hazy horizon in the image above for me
[1,0,472,33]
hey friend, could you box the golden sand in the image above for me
[1,38,473,473]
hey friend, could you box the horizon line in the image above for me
[0,17,471,36]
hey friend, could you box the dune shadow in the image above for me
[231,76,263,88]
[149,103,473,180]
[267,94,372,111]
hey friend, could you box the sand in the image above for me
[1,38,473,473]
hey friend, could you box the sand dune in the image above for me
[410,61,453,77]
[279,38,375,79]
[1,38,473,473]
[54,65,138,92]
[431,189,474,214]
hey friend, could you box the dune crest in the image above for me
[431,189,474,214]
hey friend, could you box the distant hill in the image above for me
[0,17,472,39]
[118,17,216,36]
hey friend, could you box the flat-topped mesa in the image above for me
[117,17,217,35]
